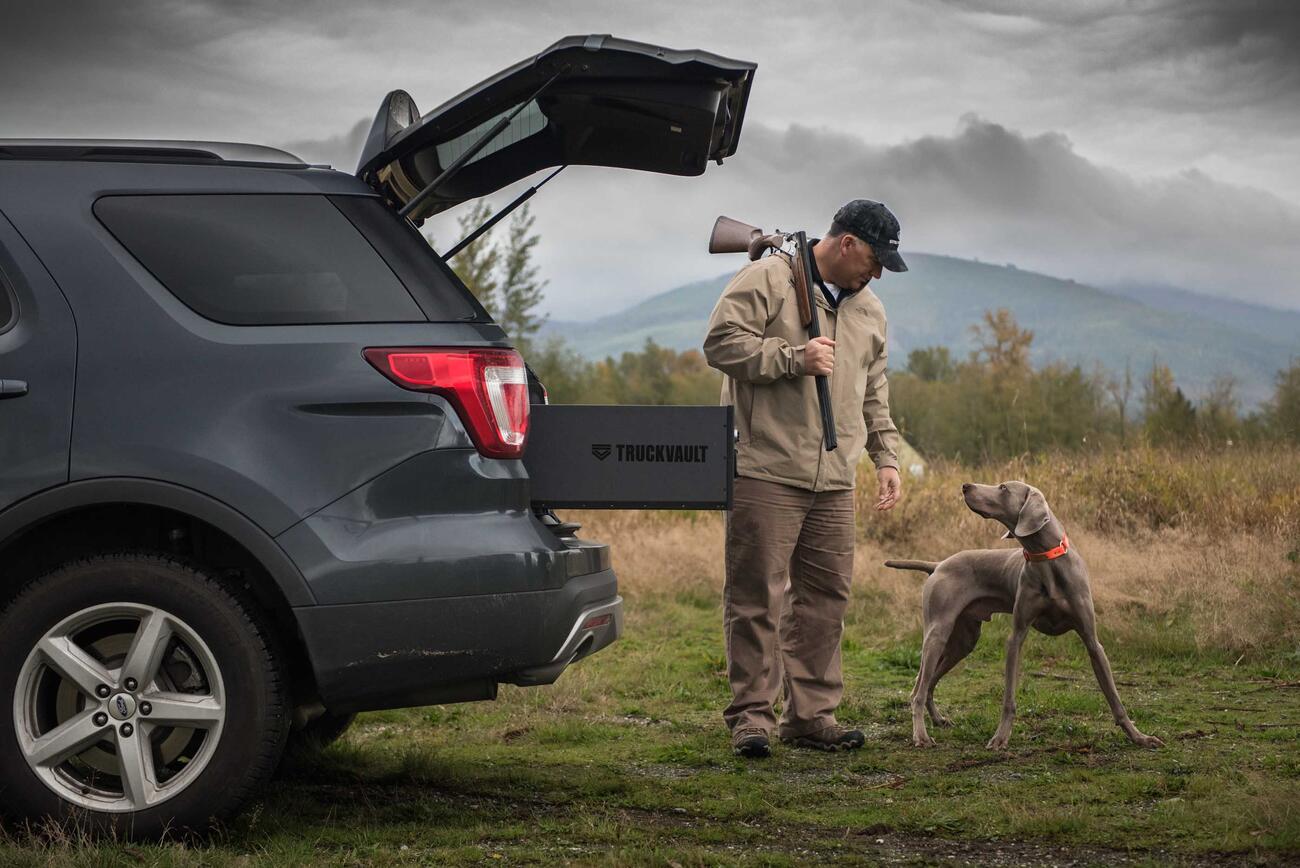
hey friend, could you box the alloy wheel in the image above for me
[13,602,226,812]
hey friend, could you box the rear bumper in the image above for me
[293,567,621,713]
[279,447,623,712]
[504,594,623,687]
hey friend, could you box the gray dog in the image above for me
[885,481,1163,750]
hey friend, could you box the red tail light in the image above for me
[364,347,529,459]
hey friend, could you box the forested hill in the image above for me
[540,253,1298,407]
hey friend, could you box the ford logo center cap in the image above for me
[109,693,137,720]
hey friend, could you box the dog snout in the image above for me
[961,483,974,493]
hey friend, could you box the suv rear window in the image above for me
[95,194,478,325]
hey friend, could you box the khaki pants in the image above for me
[723,476,855,739]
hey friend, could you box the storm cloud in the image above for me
[3,0,1297,316]
[922,0,1300,193]
[401,114,1300,317]
[734,116,1300,307]
[944,0,1300,96]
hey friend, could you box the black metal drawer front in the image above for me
[524,405,734,509]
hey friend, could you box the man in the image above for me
[703,199,906,758]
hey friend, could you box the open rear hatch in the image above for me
[356,34,756,220]
[359,35,751,510]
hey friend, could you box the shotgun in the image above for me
[707,217,837,452]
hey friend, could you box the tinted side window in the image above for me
[95,194,427,325]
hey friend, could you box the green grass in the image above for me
[4,590,1297,866]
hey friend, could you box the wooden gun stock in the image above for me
[708,215,786,261]
[709,215,809,326]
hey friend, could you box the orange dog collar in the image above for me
[1023,534,1069,562]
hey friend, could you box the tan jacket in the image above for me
[703,252,901,492]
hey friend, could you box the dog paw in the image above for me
[985,734,1010,751]
[912,733,937,748]
[1132,733,1164,749]
[932,714,954,728]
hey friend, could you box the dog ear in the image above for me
[1013,488,1051,538]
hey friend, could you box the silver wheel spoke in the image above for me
[143,692,223,728]
[26,709,108,767]
[37,636,112,697]
[120,609,174,688]
[115,727,157,809]
[17,601,227,813]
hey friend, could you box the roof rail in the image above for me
[0,139,307,168]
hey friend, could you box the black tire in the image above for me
[0,552,289,838]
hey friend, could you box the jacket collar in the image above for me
[808,239,844,309]
[809,238,877,313]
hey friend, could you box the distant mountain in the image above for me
[1104,282,1300,349]
[540,253,1298,408]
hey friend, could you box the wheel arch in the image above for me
[0,479,318,701]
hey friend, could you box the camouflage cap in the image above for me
[833,199,907,272]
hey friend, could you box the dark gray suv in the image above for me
[0,35,752,834]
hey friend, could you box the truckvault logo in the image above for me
[591,443,710,463]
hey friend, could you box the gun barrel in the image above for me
[794,231,838,453]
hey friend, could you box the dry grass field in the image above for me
[3,447,1298,865]
[601,445,1300,656]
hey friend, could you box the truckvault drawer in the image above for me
[524,405,734,509]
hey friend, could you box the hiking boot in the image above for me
[782,724,866,752]
[731,727,771,758]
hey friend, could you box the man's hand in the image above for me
[804,337,835,376]
[875,466,902,511]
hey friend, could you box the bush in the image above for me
[856,445,1300,544]
[529,338,721,406]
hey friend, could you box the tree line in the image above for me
[891,309,1299,460]
[441,200,720,406]
[441,206,1299,460]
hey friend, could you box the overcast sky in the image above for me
[3,0,1298,317]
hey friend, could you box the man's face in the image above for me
[835,234,883,290]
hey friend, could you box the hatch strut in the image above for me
[443,165,566,261]
[399,72,562,220]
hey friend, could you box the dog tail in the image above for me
[883,559,939,574]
